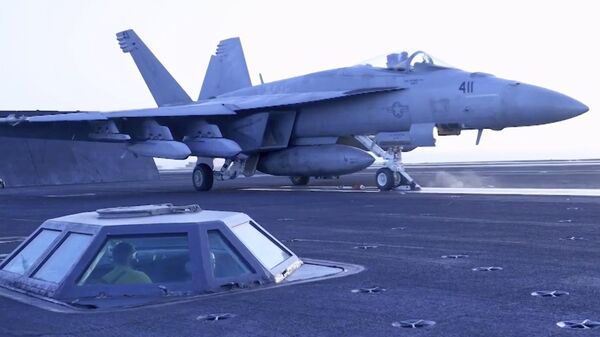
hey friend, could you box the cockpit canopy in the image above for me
[360,50,452,72]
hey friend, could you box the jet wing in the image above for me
[217,86,404,111]
[0,86,403,124]
[0,103,237,123]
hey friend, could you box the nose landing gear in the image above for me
[354,135,420,191]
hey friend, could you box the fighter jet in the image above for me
[0,29,589,191]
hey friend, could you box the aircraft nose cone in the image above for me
[543,89,589,120]
[566,99,589,117]
[503,83,589,126]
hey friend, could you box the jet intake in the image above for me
[436,123,462,136]
[257,144,374,176]
[375,123,436,148]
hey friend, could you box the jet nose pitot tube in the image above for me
[502,83,589,127]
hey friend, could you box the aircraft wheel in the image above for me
[375,168,394,191]
[192,164,214,191]
[290,176,310,186]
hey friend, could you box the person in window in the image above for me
[101,242,151,284]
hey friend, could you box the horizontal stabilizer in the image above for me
[116,29,192,107]
[199,38,252,100]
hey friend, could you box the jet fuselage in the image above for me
[224,64,587,140]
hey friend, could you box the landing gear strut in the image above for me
[290,176,310,186]
[354,135,420,191]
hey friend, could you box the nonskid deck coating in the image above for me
[0,161,599,337]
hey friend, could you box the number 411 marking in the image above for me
[459,81,474,93]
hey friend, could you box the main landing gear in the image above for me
[193,157,248,191]
[192,164,213,191]
[354,135,420,192]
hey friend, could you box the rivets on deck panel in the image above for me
[353,245,378,250]
[197,313,236,322]
[556,319,600,330]
[531,290,569,298]
[392,319,436,329]
[472,266,503,272]
[441,254,469,259]
[351,286,386,294]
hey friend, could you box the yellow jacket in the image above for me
[101,265,152,284]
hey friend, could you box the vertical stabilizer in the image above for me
[199,38,252,100]
[116,29,192,107]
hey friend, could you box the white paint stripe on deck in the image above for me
[417,187,600,197]
[240,186,600,197]
[241,187,379,193]
[0,236,26,244]
[44,193,97,198]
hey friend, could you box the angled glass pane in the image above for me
[78,234,190,285]
[34,233,93,283]
[231,222,291,269]
[207,230,252,278]
[2,229,60,275]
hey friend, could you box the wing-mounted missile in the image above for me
[182,121,241,158]
[126,119,190,159]
[127,140,191,159]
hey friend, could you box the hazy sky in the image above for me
[0,0,597,164]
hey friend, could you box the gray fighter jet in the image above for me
[0,30,589,191]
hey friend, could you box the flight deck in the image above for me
[0,160,599,336]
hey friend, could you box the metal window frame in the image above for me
[237,220,300,280]
[201,221,270,291]
[31,232,94,284]
[0,221,100,298]
[0,227,62,272]
[61,223,202,301]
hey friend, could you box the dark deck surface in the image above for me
[1,160,599,337]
